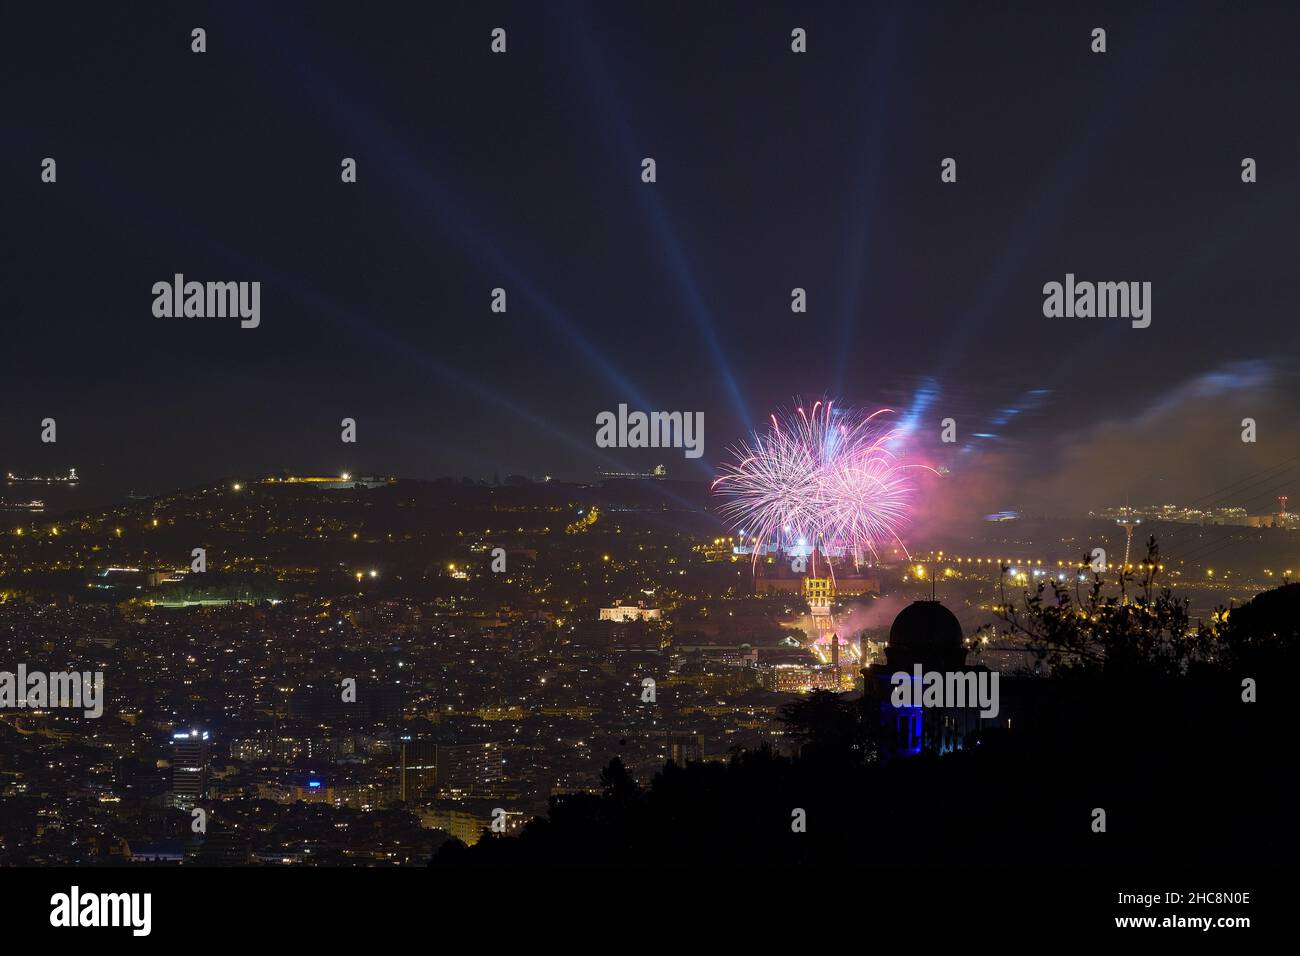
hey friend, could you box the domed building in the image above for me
[885,599,967,672]
[864,599,998,757]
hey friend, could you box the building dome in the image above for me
[885,600,966,670]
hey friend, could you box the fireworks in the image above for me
[712,399,933,570]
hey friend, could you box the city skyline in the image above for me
[0,0,1291,935]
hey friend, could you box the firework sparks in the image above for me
[712,399,933,570]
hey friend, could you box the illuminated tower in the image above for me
[1116,517,1141,606]
[1117,517,1140,569]
[170,729,210,810]
[802,576,838,686]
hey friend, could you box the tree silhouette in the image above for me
[779,689,878,766]
[990,537,1206,676]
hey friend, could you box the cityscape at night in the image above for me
[2,0,1295,940]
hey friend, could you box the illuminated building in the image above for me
[4,468,78,485]
[231,737,271,762]
[257,473,393,490]
[1246,497,1300,529]
[418,807,524,844]
[418,808,489,845]
[400,738,438,803]
[753,551,880,596]
[598,464,668,480]
[767,663,844,693]
[864,601,1002,757]
[665,732,705,765]
[169,729,210,809]
[433,744,523,801]
[599,603,662,622]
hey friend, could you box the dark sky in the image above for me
[3,1,1299,516]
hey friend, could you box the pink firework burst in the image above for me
[712,399,933,571]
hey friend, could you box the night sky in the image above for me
[3,1,1298,517]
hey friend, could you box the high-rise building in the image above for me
[399,737,438,803]
[666,732,705,766]
[170,729,210,809]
